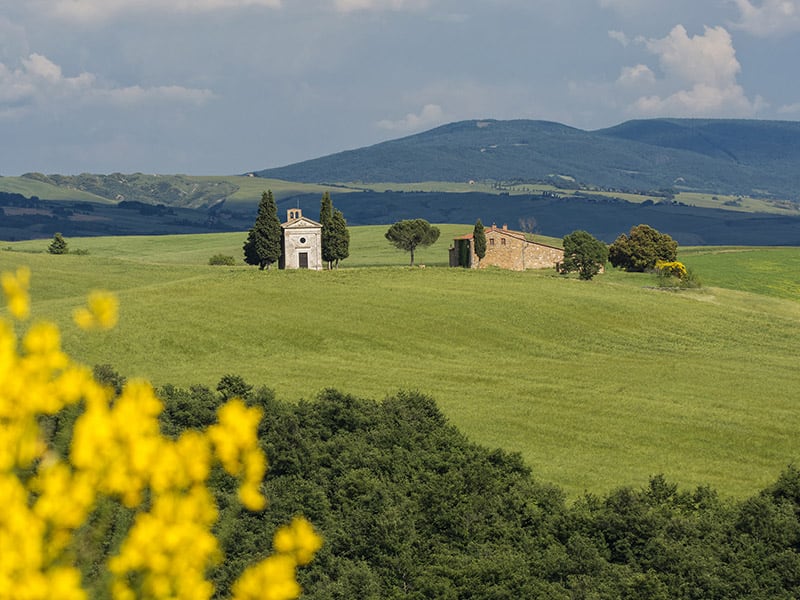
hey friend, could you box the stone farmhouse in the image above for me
[449,223,564,271]
[279,209,323,270]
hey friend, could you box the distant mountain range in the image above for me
[255,118,800,200]
[3,118,800,245]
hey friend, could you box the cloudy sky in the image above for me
[1,0,799,175]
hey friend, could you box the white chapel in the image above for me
[279,208,323,270]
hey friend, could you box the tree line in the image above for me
[57,369,800,599]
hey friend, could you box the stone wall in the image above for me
[473,225,563,271]
[522,243,564,270]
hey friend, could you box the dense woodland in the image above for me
[48,372,800,599]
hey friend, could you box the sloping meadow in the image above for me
[1,232,799,499]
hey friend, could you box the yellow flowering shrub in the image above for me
[0,267,321,600]
[655,260,688,280]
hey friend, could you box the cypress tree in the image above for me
[319,192,335,269]
[472,219,486,266]
[243,190,282,270]
[330,208,350,268]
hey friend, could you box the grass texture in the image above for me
[1,230,798,499]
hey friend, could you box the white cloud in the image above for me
[0,53,212,118]
[617,64,655,86]
[31,0,280,22]
[622,24,764,117]
[25,0,434,21]
[646,25,740,88]
[598,0,654,12]
[376,103,445,131]
[0,17,29,64]
[778,101,800,114]
[334,0,428,12]
[633,84,765,117]
[732,0,800,36]
[93,85,214,108]
[608,30,630,46]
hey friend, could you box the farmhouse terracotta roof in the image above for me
[453,226,562,250]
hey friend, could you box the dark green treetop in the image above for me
[330,208,350,269]
[385,219,440,267]
[320,192,335,268]
[320,192,349,269]
[472,219,487,264]
[243,190,282,270]
[48,232,68,255]
[559,230,608,280]
[608,224,678,272]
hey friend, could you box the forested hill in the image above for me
[67,380,800,599]
[255,118,800,199]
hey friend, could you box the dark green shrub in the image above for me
[216,374,253,401]
[559,230,608,280]
[655,260,702,289]
[93,363,126,395]
[608,224,677,272]
[48,232,68,255]
[209,254,236,266]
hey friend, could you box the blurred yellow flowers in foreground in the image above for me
[0,268,320,600]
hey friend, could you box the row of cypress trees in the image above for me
[242,190,349,270]
[319,192,349,269]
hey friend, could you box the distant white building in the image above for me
[279,209,323,270]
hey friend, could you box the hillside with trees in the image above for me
[3,119,800,245]
[255,118,800,200]
[63,378,800,599]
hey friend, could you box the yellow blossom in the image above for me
[655,260,688,279]
[73,290,118,330]
[1,266,30,320]
[273,517,323,565]
[232,554,301,600]
[0,269,318,600]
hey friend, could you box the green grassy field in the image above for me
[304,181,793,215]
[0,176,113,202]
[200,176,358,207]
[0,174,353,206]
[1,229,798,500]
[679,246,800,301]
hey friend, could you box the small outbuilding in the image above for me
[280,209,323,270]
[450,223,564,271]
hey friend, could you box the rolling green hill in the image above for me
[2,229,798,499]
[2,117,799,245]
[0,173,353,209]
[256,118,800,200]
[596,118,800,164]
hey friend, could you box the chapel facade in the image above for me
[279,209,323,270]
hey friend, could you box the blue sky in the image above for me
[1,0,799,175]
